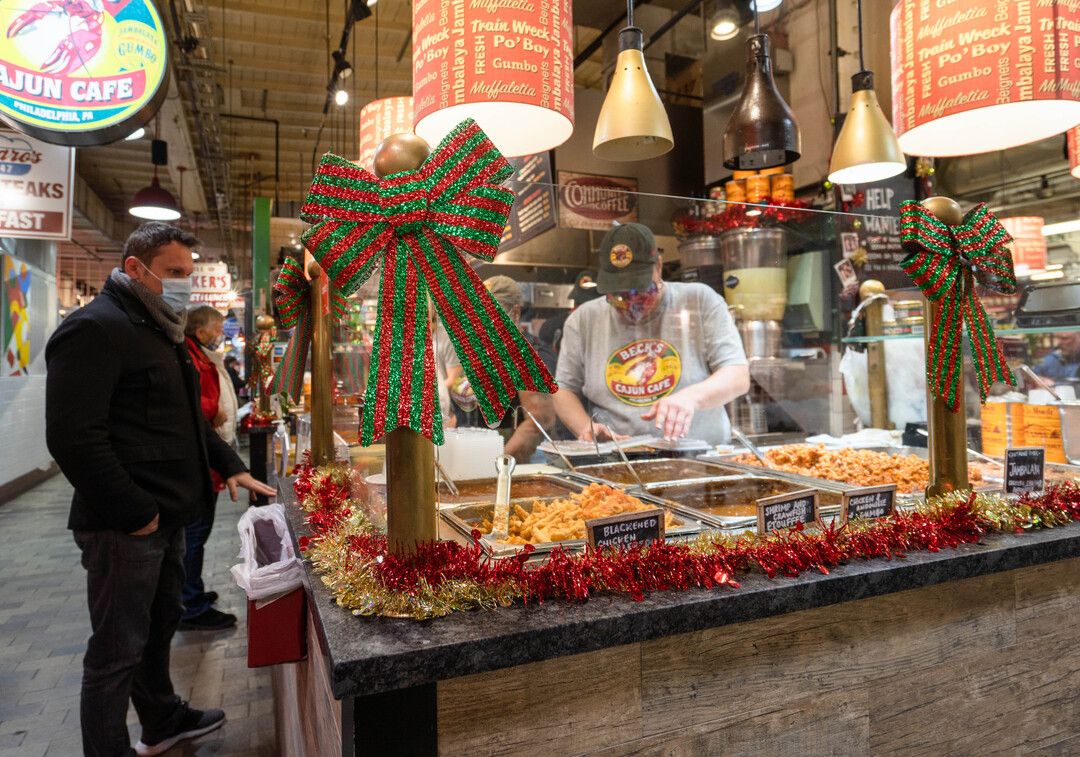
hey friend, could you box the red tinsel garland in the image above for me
[292,460,1080,617]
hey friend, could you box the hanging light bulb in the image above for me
[129,138,181,221]
[722,17,800,170]
[334,87,349,107]
[709,3,741,41]
[828,0,905,184]
[592,0,673,161]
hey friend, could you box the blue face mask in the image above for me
[140,261,192,313]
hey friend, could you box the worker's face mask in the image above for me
[606,282,661,323]
[139,260,192,313]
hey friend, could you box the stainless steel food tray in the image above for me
[439,478,710,558]
[565,458,749,489]
[435,473,583,509]
[643,474,847,532]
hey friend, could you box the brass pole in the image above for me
[307,260,335,466]
[920,197,969,497]
[371,132,437,556]
[859,279,890,429]
[254,314,276,414]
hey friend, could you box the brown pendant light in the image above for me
[722,9,800,171]
[592,0,674,161]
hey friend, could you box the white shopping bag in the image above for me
[839,341,927,429]
[230,503,305,608]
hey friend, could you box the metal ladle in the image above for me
[590,412,646,490]
[732,427,773,469]
[521,405,576,472]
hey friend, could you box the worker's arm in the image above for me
[641,364,750,439]
[504,391,554,460]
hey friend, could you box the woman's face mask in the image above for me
[606,282,661,322]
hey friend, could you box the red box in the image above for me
[246,588,307,667]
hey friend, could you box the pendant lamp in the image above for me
[1068,128,1080,179]
[592,0,674,161]
[891,0,1080,156]
[722,9,799,171]
[129,139,181,221]
[828,0,905,184]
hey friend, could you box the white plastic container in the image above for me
[440,428,505,481]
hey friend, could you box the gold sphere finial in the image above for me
[921,196,964,227]
[859,279,886,300]
[373,133,431,178]
[255,314,276,331]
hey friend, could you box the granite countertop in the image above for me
[281,482,1080,700]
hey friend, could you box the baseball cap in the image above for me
[483,275,523,312]
[596,223,659,294]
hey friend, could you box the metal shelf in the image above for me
[841,324,1080,344]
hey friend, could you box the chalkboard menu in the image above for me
[756,490,818,533]
[834,173,916,291]
[501,152,557,253]
[1004,447,1045,495]
[842,485,897,524]
[586,508,666,551]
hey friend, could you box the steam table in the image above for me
[272,480,1080,756]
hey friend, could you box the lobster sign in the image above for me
[0,0,167,146]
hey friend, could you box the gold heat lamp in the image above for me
[827,0,906,184]
[592,1,674,162]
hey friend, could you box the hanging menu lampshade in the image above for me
[411,0,574,157]
[1069,128,1080,179]
[358,96,415,172]
[891,0,1080,157]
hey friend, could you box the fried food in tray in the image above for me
[474,483,680,546]
[733,445,987,494]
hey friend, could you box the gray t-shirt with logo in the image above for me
[556,282,747,444]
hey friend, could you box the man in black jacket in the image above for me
[46,223,275,757]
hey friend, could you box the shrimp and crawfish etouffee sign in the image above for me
[0,0,168,146]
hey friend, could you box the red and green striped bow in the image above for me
[299,119,557,445]
[899,201,1017,411]
[269,257,347,401]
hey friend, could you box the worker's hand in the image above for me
[641,391,699,440]
[129,514,159,536]
[578,423,626,443]
[226,472,277,502]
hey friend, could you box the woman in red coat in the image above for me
[181,306,235,630]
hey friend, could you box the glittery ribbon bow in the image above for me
[269,257,347,401]
[899,201,1017,411]
[299,119,557,445]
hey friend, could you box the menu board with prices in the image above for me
[500,152,556,252]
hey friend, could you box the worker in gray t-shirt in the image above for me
[554,223,750,445]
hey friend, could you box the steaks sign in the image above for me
[557,171,638,231]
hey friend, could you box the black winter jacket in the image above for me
[45,277,247,533]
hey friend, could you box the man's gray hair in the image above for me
[123,222,200,265]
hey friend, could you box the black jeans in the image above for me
[74,528,187,757]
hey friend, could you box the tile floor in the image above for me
[0,475,275,756]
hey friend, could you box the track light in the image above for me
[349,0,372,22]
[334,88,349,107]
[710,2,742,41]
[332,49,352,79]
